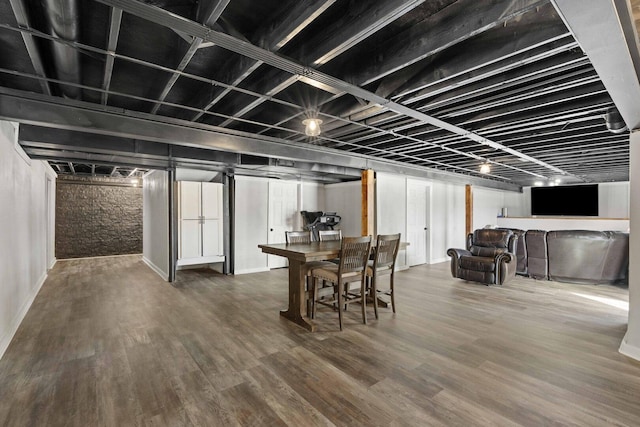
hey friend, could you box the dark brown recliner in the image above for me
[447,229,518,286]
[497,228,527,276]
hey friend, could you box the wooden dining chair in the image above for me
[318,229,342,241]
[285,230,312,244]
[367,233,401,317]
[311,236,372,330]
[285,230,333,316]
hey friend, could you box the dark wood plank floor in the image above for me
[1,255,639,426]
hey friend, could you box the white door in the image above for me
[202,219,221,257]
[407,180,429,266]
[180,181,201,220]
[268,180,299,268]
[180,219,202,259]
[202,182,222,219]
[201,183,223,258]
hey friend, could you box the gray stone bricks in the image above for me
[55,176,142,259]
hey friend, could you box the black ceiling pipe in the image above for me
[43,0,81,99]
[605,107,628,134]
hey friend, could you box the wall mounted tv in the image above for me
[530,184,599,216]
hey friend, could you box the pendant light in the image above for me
[302,118,323,137]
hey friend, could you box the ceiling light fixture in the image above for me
[302,117,322,137]
[480,162,491,174]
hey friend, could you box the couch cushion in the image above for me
[547,230,620,284]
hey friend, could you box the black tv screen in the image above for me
[531,184,599,216]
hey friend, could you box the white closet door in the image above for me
[202,219,221,257]
[268,180,299,268]
[180,219,202,259]
[407,180,430,266]
[202,182,222,219]
[180,181,201,220]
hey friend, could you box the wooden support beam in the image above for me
[465,184,473,237]
[361,169,375,236]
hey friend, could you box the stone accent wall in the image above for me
[56,175,143,259]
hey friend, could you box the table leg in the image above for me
[280,259,316,332]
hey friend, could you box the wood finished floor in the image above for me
[1,255,639,426]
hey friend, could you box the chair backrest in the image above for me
[373,233,401,270]
[319,229,342,241]
[285,230,312,244]
[469,229,515,257]
[338,236,372,275]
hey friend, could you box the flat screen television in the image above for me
[530,184,598,216]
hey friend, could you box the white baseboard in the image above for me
[142,257,169,281]
[619,332,640,361]
[429,257,449,264]
[48,257,56,270]
[177,255,225,266]
[234,267,270,275]
[0,271,48,361]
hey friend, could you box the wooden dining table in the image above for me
[258,239,407,331]
[258,240,342,332]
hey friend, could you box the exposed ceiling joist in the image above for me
[8,0,52,96]
[3,88,521,191]
[350,0,548,87]
[190,0,336,121]
[215,0,426,126]
[149,0,230,114]
[101,7,122,105]
[95,0,572,180]
[552,0,640,130]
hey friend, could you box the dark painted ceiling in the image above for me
[0,0,634,189]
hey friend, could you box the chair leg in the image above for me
[360,278,367,325]
[337,281,344,331]
[344,282,350,311]
[390,273,396,314]
[371,275,379,319]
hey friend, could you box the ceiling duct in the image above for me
[604,107,628,134]
[43,0,81,99]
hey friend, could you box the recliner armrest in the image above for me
[447,248,471,279]
[447,248,471,259]
[496,251,517,285]
[497,252,516,263]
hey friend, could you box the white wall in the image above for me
[503,190,527,217]
[324,181,361,236]
[142,170,170,280]
[620,133,640,360]
[301,182,325,213]
[598,182,629,218]
[473,187,508,230]
[0,121,56,360]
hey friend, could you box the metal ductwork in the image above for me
[605,107,628,134]
[43,0,81,99]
